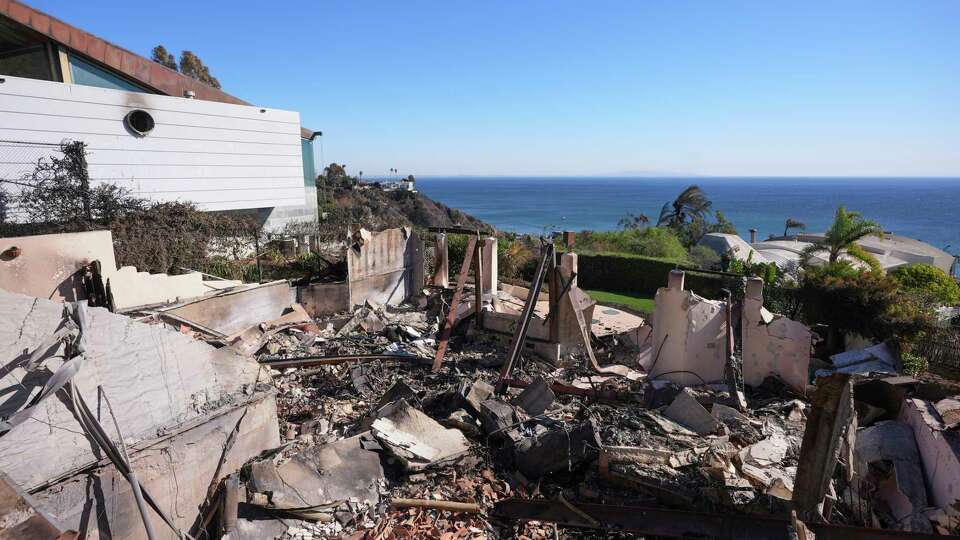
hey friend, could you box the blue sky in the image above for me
[32,1,960,177]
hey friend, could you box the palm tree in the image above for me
[801,206,883,266]
[657,185,712,228]
[783,218,806,237]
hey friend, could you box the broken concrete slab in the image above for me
[650,271,727,386]
[0,289,266,491]
[0,471,64,539]
[742,278,813,393]
[510,377,555,416]
[31,393,279,539]
[248,433,384,519]
[854,421,931,532]
[161,280,295,336]
[739,432,790,468]
[663,388,720,435]
[371,399,470,471]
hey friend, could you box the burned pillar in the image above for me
[560,252,578,288]
[481,237,498,304]
[433,233,449,288]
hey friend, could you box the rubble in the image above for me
[2,231,956,539]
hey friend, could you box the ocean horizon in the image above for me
[416,177,960,256]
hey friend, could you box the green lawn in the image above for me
[585,289,656,314]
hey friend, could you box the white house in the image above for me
[0,1,319,230]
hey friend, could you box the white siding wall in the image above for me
[0,75,305,211]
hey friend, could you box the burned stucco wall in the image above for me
[0,230,241,310]
[650,271,726,386]
[0,289,266,491]
[347,228,424,307]
[0,230,116,302]
[742,278,812,392]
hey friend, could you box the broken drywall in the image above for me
[742,278,812,392]
[650,271,727,386]
[0,289,265,491]
[347,227,424,308]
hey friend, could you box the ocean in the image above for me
[416,177,960,255]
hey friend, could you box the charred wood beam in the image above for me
[496,242,554,392]
[259,354,429,370]
[432,235,478,372]
[793,372,854,523]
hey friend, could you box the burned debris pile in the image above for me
[0,227,958,539]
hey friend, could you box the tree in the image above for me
[657,185,712,228]
[707,211,737,235]
[784,217,806,237]
[150,45,177,70]
[178,50,221,89]
[618,213,650,230]
[891,264,960,305]
[801,206,883,269]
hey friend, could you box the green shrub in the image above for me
[901,352,929,377]
[576,227,689,260]
[689,245,721,270]
[578,251,735,298]
[891,264,960,305]
[798,266,934,343]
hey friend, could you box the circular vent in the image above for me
[124,109,155,136]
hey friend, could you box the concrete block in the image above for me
[0,289,266,491]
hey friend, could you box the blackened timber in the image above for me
[496,242,554,392]
[260,354,429,369]
[432,235,478,372]
[793,373,854,523]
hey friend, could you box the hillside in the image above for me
[318,183,492,236]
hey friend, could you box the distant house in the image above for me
[701,231,956,275]
[0,1,319,230]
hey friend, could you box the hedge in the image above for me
[577,251,737,299]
